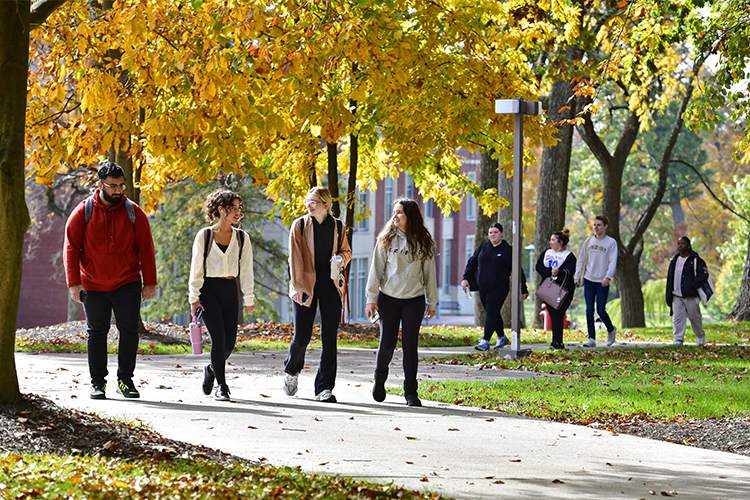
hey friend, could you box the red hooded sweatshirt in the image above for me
[64,190,157,292]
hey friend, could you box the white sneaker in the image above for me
[283,373,298,396]
[606,327,617,346]
[475,339,490,351]
[314,389,337,403]
[493,335,510,349]
[696,337,706,346]
[673,340,683,346]
[583,338,596,347]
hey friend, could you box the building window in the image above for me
[465,234,475,265]
[443,239,452,295]
[425,199,433,218]
[405,173,414,199]
[384,177,394,219]
[356,258,368,321]
[355,190,368,231]
[466,172,477,221]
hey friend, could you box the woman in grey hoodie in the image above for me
[365,198,438,406]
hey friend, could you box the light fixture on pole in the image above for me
[494,98,541,359]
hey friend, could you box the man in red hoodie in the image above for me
[64,161,157,400]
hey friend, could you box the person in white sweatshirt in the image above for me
[365,198,438,407]
[574,215,618,347]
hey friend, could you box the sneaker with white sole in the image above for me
[475,339,490,351]
[697,337,706,346]
[284,373,299,396]
[583,338,596,347]
[673,340,684,346]
[493,335,510,349]
[315,389,337,403]
[606,327,617,346]
[90,383,106,400]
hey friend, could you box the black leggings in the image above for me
[547,293,573,345]
[479,284,509,342]
[200,277,239,386]
[376,293,426,382]
[284,276,342,394]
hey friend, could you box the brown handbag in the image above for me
[536,276,569,310]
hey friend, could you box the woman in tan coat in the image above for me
[283,187,351,402]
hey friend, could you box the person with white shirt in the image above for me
[666,236,708,346]
[188,189,255,401]
[365,198,438,407]
[536,229,577,349]
[574,215,619,347]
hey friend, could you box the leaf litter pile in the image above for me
[0,393,245,462]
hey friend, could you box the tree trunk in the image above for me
[729,231,750,322]
[533,79,576,326]
[577,104,645,327]
[472,151,498,327]
[0,1,32,403]
[327,142,340,217]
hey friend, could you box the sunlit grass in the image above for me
[415,345,750,423]
[15,320,747,356]
[0,454,445,500]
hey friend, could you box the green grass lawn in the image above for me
[416,343,750,424]
[0,453,445,500]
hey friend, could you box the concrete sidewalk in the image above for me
[15,343,750,500]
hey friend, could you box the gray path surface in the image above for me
[15,344,750,500]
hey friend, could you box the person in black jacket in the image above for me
[461,223,528,351]
[666,236,708,346]
[536,229,577,349]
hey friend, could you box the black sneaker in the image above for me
[90,383,106,400]
[116,379,140,399]
[202,364,215,395]
[215,384,231,401]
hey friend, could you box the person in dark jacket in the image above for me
[666,236,708,346]
[535,229,577,349]
[461,223,528,351]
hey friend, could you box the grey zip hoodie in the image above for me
[365,228,438,310]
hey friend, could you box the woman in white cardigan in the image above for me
[188,189,255,401]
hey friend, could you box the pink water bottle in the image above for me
[189,316,203,355]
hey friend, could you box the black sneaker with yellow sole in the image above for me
[116,379,140,399]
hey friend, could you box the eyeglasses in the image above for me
[102,182,126,190]
[305,199,322,206]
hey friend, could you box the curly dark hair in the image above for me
[97,160,125,180]
[377,198,435,260]
[203,189,242,223]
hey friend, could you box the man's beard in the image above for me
[102,191,123,206]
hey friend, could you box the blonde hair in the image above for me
[307,186,333,214]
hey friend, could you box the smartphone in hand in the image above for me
[195,307,204,321]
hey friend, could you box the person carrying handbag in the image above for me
[536,229,577,349]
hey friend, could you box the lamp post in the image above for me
[495,99,541,359]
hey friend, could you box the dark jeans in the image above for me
[584,279,615,339]
[83,280,142,386]
[284,277,341,395]
[479,284,509,342]
[200,277,239,387]
[375,293,426,382]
